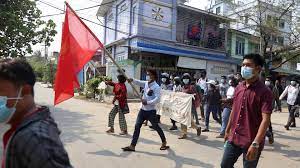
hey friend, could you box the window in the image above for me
[279,20,285,28]
[235,38,245,56]
[132,6,136,25]
[278,36,284,45]
[120,3,127,13]
[245,16,249,24]
[267,15,272,22]
[216,7,221,15]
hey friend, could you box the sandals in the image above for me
[160,145,170,150]
[106,128,114,134]
[122,146,135,152]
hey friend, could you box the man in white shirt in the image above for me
[122,69,169,151]
[279,79,299,130]
[197,71,208,120]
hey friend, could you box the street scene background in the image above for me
[1,83,298,168]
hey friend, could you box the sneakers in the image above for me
[216,134,225,138]
[202,128,210,132]
[169,126,178,130]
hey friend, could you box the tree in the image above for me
[0,0,57,58]
[223,0,300,74]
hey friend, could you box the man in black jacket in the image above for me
[0,59,72,168]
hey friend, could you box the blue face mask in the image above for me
[241,67,254,80]
[0,88,23,124]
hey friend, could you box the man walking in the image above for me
[221,54,273,168]
[0,59,72,168]
[122,69,169,151]
[279,78,299,130]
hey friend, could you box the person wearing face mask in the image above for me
[197,71,208,120]
[279,78,300,130]
[274,80,283,112]
[0,59,72,168]
[122,69,169,151]
[202,80,222,132]
[178,73,202,139]
[173,76,182,92]
[264,77,278,144]
[221,54,273,168]
[160,73,177,130]
[216,78,238,138]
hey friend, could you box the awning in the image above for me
[272,68,300,76]
[136,42,240,64]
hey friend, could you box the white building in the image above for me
[210,0,292,46]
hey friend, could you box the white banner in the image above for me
[157,90,193,127]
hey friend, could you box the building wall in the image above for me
[140,0,176,41]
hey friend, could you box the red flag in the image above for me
[54,3,103,105]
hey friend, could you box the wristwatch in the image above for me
[251,141,259,148]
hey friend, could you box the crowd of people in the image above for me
[0,54,299,168]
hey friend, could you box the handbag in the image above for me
[121,102,130,114]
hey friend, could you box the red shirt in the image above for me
[106,81,127,108]
[228,80,273,149]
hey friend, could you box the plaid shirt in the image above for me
[4,106,72,168]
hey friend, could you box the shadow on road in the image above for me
[51,106,97,144]
[88,148,214,168]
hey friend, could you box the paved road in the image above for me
[1,83,300,168]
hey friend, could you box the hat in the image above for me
[207,80,217,85]
[174,76,181,81]
[182,73,191,78]
[161,72,169,78]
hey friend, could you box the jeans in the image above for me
[220,108,231,135]
[205,105,221,129]
[131,109,166,146]
[221,141,261,168]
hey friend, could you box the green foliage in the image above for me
[85,76,111,98]
[27,53,56,85]
[0,0,57,58]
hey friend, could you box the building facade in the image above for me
[97,0,239,95]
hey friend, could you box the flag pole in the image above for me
[64,1,141,100]
[102,47,142,100]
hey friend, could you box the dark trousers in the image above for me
[131,109,166,146]
[287,105,297,127]
[205,105,221,129]
[221,141,261,168]
[171,119,176,126]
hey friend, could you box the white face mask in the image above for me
[291,81,297,86]
[265,81,271,86]
[220,79,225,84]
[183,79,189,85]
[161,78,167,83]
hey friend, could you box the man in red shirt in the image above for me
[221,54,273,168]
